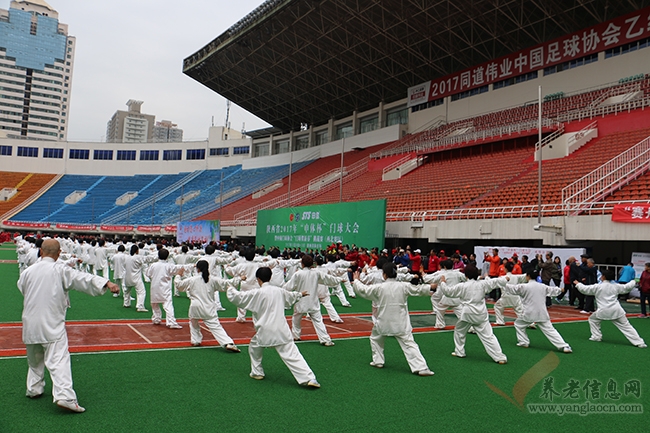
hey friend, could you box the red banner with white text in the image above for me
[612,204,650,222]
[408,6,650,106]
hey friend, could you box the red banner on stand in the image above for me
[55,223,97,231]
[100,225,134,232]
[612,204,650,222]
[2,220,50,229]
[164,225,177,232]
[137,226,162,232]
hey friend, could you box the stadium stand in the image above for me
[0,172,56,218]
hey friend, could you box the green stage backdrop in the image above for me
[256,199,386,250]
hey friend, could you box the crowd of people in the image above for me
[8,232,648,414]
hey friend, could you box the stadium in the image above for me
[2,1,650,432]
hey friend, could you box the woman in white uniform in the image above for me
[175,260,241,351]
[575,268,646,348]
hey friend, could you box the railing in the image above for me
[566,120,598,149]
[562,134,650,215]
[381,154,414,177]
[535,124,565,154]
[588,81,642,108]
[370,115,447,159]
[555,95,650,124]
[101,170,205,224]
[0,173,63,222]
[233,157,370,222]
[308,167,346,189]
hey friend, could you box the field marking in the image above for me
[127,324,153,344]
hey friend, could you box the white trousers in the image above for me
[514,319,568,349]
[292,310,332,343]
[343,280,356,297]
[494,295,523,325]
[330,284,350,306]
[369,329,429,373]
[151,298,178,327]
[190,317,234,346]
[124,280,146,309]
[589,315,645,346]
[249,341,316,384]
[453,319,507,362]
[25,334,76,402]
[319,295,342,322]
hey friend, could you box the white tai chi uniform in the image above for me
[316,264,343,323]
[576,281,645,347]
[17,257,109,402]
[227,283,316,384]
[202,253,233,309]
[439,279,508,363]
[94,247,110,278]
[146,261,191,327]
[493,273,527,325]
[353,278,433,373]
[283,267,341,344]
[176,275,240,346]
[323,260,352,306]
[123,254,156,309]
[226,261,262,322]
[503,281,570,350]
[172,252,200,296]
[110,251,127,296]
[423,269,466,328]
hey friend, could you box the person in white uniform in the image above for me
[423,259,466,328]
[352,263,435,375]
[17,239,119,413]
[225,249,262,322]
[503,270,572,352]
[314,255,344,323]
[93,239,110,278]
[283,255,342,346]
[227,267,320,388]
[175,260,241,351]
[123,244,157,312]
[438,264,508,364]
[146,249,193,329]
[109,245,127,298]
[493,261,527,326]
[575,269,647,348]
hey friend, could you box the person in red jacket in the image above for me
[639,263,650,317]
[511,254,522,274]
[484,248,501,300]
[409,249,422,273]
[427,249,440,274]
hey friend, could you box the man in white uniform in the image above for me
[423,259,466,328]
[283,255,342,346]
[353,263,435,375]
[146,249,192,328]
[110,245,127,298]
[227,267,320,388]
[503,270,572,352]
[18,239,119,413]
[575,269,646,348]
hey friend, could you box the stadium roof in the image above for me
[183,0,650,132]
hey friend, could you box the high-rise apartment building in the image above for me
[0,0,74,141]
[153,120,183,143]
[106,99,155,143]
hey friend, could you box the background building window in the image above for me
[116,150,136,161]
[140,150,159,161]
[209,147,229,156]
[69,149,90,159]
[233,146,250,155]
[186,149,205,160]
[93,150,113,160]
[163,150,182,160]
[17,146,39,157]
[43,148,63,158]
[0,145,12,156]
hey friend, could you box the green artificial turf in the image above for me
[1,320,648,433]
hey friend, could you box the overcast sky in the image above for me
[37,0,270,142]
